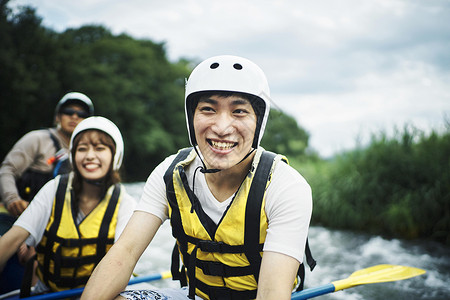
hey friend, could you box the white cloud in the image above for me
[275,57,450,157]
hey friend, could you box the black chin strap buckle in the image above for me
[199,167,221,174]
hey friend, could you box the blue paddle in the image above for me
[14,271,171,300]
[8,264,425,300]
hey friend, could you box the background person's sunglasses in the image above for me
[60,108,90,118]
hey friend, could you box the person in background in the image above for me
[0,116,136,296]
[82,55,314,300]
[0,92,94,217]
[0,92,94,294]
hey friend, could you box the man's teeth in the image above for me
[211,140,235,150]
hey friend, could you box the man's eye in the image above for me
[200,106,214,112]
[234,109,248,114]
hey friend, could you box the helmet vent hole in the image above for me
[233,63,243,70]
[210,62,219,69]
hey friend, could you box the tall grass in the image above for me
[293,123,450,245]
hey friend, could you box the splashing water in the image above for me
[125,182,450,299]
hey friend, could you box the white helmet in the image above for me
[185,55,271,149]
[70,116,124,171]
[56,92,94,116]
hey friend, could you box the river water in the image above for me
[124,182,450,300]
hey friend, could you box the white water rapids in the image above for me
[125,182,450,300]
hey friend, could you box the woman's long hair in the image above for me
[70,130,121,202]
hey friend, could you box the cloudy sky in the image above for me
[9,0,450,157]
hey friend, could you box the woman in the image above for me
[0,116,136,295]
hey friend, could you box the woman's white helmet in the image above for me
[69,116,124,171]
[185,55,271,149]
[55,92,94,116]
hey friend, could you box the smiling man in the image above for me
[82,55,313,300]
[0,92,94,216]
[194,93,257,171]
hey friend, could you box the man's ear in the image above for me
[55,114,61,126]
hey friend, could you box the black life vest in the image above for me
[17,130,71,201]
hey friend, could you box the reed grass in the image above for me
[293,122,450,245]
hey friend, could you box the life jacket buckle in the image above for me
[198,240,225,253]
[208,286,231,300]
[202,261,226,276]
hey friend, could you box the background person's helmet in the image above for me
[185,55,271,150]
[55,92,94,116]
[69,116,124,171]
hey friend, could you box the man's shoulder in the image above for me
[150,152,183,177]
[22,128,53,140]
[13,128,53,148]
[153,148,199,180]
[165,148,195,166]
[271,158,310,187]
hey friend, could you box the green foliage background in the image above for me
[1,1,449,244]
[0,2,314,180]
[298,125,450,245]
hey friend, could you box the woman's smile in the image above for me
[83,162,101,171]
[75,139,112,180]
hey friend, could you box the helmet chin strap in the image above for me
[193,146,221,174]
[194,146,256,174]
[200,168,221,174]
[83,177,106,186]
[238,148,256,165]
[190,145,256,214]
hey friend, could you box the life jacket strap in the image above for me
[165,148,193,284]
[171,242,187,287]
[195,280,257,300]
[295,238,317,291]
[19,254,36,298]
[243,151,277,283]
[196,260,255,277]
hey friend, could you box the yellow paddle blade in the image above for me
[332,264,426,291]
[161,270,172,280]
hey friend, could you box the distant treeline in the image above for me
[2,1,448,245]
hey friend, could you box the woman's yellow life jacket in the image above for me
[35,173,122,291]
[164,147,287,299]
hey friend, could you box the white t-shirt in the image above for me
[15,175,137,247]
[137,150,312,263]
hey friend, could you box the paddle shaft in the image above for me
[22,281,333,300]
[291,283,335,300]
[19,272,169,300]
[7,264,425,300]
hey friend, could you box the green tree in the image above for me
[261,109,317,163]
[54,26,191,180]
[1,1,61,157]
[0,2,313,183]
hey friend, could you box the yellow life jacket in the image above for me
[35,173,122,291]
[164,147,286,299]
